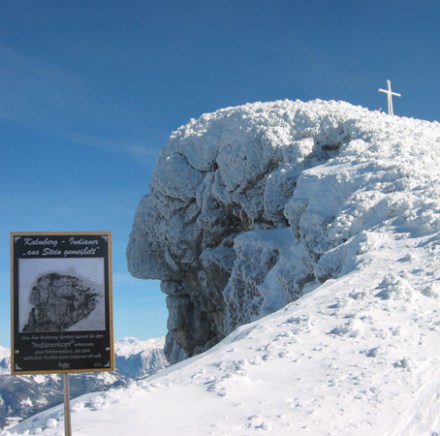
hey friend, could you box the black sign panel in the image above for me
[10,232,114,374]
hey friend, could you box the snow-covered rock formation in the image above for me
[127,99,440,363]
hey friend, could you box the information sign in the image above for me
[10,232,114,374]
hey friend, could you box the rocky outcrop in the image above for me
[24,273,101,332]
[127,99,440,363]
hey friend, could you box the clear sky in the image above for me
[1,0,440,347]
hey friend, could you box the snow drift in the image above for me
[127,99,440,363]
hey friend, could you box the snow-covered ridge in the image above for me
[0,346,9,362]
[115,337,165,358]
[127,99,440,363]
[114,337,167,379]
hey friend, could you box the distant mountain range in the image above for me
[0,338,167,430]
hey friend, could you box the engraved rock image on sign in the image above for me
[23,272,102,332]
[18,258,106,333]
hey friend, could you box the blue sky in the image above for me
[1,0,440,346]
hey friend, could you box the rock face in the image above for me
[24,273,100,332]
[127,99,440,363]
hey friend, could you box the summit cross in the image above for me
[378,79,401,115]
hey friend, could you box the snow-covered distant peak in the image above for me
[114,337,168,379]
[115,337,165,358]
[0,346,9,360]
[0,346,10,376]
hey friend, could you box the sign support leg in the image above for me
[63,373,72,436]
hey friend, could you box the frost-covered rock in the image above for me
[127,99,440,363]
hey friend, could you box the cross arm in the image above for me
[378,87,401,97]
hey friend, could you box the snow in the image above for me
[114,337,165,358]
[0,347,9,361]
[114,337,168,379]
[0,347,10,376]
[5,99,440,434]
[19,399,32,408]
[7,235,440,434]
[33,376,46,385]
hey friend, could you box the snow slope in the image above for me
[7,100,440,435]
[7,233,440,435]
[0,338,167,430]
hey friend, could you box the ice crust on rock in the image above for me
[127,99,440,363]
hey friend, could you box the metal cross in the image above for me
[378,79,401,115]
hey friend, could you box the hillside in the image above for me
[0,338,167,430]
[6,99,440,435]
